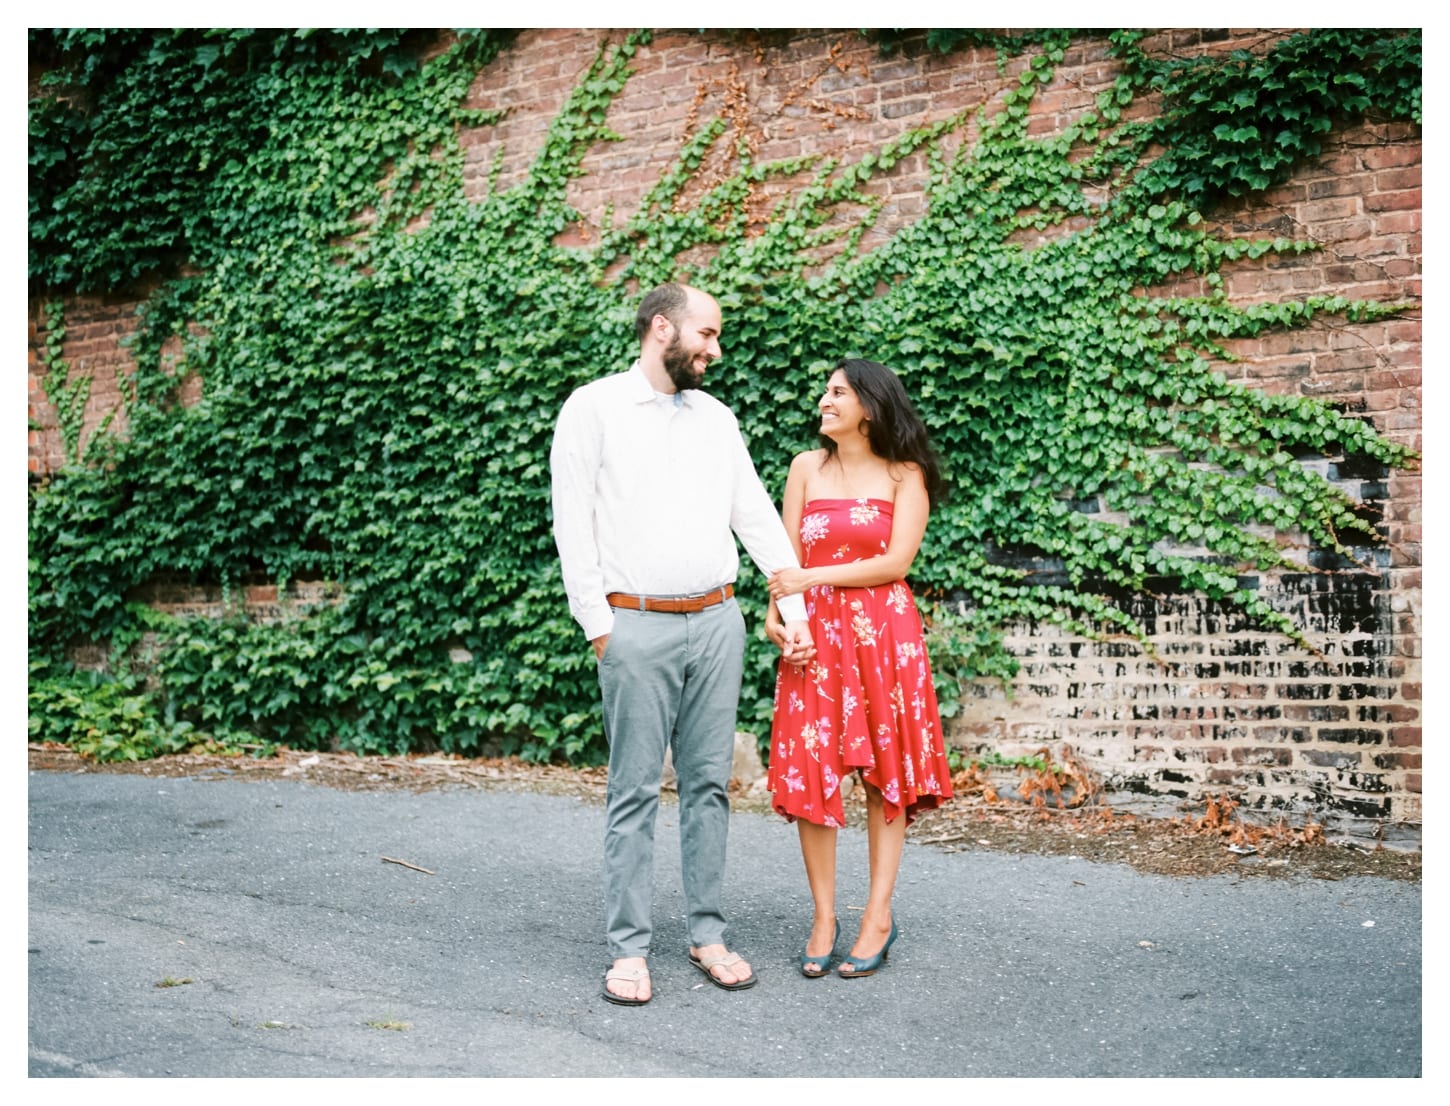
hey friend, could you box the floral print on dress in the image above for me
[820,617,842,650]
[767,497,954,828]
[887,584,911,615]
[823,764,840,799]
[848,600,878,645]
[800,721,821,754]
[809,661,834,695]
[800,512,830,548]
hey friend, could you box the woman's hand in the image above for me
[766,600,811,669]
[768,567,811,600]
[764,600,787,649]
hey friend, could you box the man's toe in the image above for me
[715,956,751,984]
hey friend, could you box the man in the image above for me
[550,282,814,1006]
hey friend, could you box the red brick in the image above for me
[1389,727,1421,748]
[1362,144,1420,170]
[1374,166,1421,190]
[1366,189,1421,213]
[1299,196,1361,222]
[1373,209,1421,234]
[1375,752,1421,770]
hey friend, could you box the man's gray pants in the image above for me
[596,599,746,960]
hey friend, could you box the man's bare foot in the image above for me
[602,956,651,1005]
[688,943,756,989]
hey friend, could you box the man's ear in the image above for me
[651,313,673,341]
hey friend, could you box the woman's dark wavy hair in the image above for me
[820,358,946,507]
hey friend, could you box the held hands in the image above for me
[767,567,811,600]
[765,602,816,669]
[780,620,816,668]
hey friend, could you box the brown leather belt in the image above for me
[606,584,734,614]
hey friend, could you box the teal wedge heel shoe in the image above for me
[799,919,840,978]
[837,919,898,978]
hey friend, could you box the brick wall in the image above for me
[30,294,137,474]
[28,29,1421,842]
[952,571,1420,846]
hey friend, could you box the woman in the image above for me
[765,358,953,979]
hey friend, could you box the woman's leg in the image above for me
[797,819,839,967]
[843,781,905,965]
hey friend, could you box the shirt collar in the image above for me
[628,360,694,407]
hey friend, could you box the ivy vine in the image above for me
[35,300,99,466]
[28,28,1420,762]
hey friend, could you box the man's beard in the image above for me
[662,334,706,391]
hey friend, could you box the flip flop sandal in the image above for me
[602,964,651,1006]
[688,949,757,991]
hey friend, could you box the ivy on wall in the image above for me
[28,28,1420,762]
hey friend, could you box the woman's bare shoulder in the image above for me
[888,459,925,483]
[789,448,829,473]
[885,460,927,503]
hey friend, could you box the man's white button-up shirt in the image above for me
[551,362,808,641]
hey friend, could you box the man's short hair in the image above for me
[635,283,690,343]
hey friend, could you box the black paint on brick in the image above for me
[1320,728,1383,745]
[1290,704,1351,722]
[1337,683,1395,700]
[1346,772,1389,792]
[1112,775,1150,794]
[1279,683,1332,700]
[1301,749,1362,768]
[1359,704,1416,722]
[1279,573,1334,594]
[1214,639,1270,657]
[1223,704,1281,721]
[1328,454,1390,482]
[1308,549,1365,571]
[1326,795,1391,818]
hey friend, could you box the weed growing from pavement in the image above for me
[365,1018,411,1032]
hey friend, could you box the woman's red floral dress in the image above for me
[767,497,953,828]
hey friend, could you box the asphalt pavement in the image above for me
[28,766,1422,1080]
